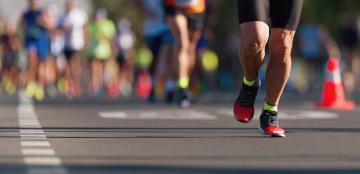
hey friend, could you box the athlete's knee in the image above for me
[177,39,190,54]
[241,32,268,54]
[240,22,269,54]
[270,29,295,57]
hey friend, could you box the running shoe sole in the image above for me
[259,127,286,138]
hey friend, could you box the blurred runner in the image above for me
[340,18,359,93]
[164,0,206,107]
[234,0,303,137]
[21,0,51,100]
[0,22,26,95]
[297,23,328,91]
[114,18,136,97]
[58,0,88,98]
[87,9,116,96]
[42,5,60,98]
[136,0,176,103]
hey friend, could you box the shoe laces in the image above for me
[261,110,279,127]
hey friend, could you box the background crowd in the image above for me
[0,0,360,102]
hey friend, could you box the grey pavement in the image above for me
[0,92,359,174]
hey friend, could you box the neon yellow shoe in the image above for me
[57,78,67,94]
[34,84,45,101]
[4,78,16,95]
[25,82,37,97]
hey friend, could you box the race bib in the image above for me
[175,0,199,8]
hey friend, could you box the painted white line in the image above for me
[99,110,217,120]
[139,112,158,118]
[20,130,45,134]
[21,137,47,140]
[18,108,36,115]
[22,148,56,156]
[291,111,338,119]
[21,141,51,147]
[19,125,43,129]
[217,109,339,120]
[21,134,47,139]
[19,122,41,126]
[99,111,127,118]
[18,91,68,174]
[19,118,39,122]
[18,114,37,119]
[19,121,40,124]
[24,157,62,166]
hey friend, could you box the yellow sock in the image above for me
[263,102,278,112]
[178,76,190,89]
[243,77,256,87]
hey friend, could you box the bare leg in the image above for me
[167,14,191,86]
[239,22,269,81]
[266,28,296,105]
[188,30,202,74]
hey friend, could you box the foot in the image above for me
[177,88,191,108]
[259,110,285,137]
[233,83,259,123]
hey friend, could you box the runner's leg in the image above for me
[239,22,269,81]
[266,29,295,105]
[168,14,191,89]
[234,0,269,123]
[265,0,303,106]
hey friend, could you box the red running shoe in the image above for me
[233,83,259,123]
[259,110,285,137]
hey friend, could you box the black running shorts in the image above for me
[238,0,303,30]
[164,2,205,31]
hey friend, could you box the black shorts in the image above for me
[238,0,303,30]
[164,6,205,32]
[64,48,80,60]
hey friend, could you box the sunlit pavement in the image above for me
[0,91,359,174]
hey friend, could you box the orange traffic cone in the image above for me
[315,57,355,110]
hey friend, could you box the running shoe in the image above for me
[25,81,37,97]
[259,110,285,137]
[177,88,191,108]
[34,83,45,101]
[233,83,259,123]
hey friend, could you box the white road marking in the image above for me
[24,157,62,166]
[18,91,68,174]
[19,125,43,129]
[22,148,56,156]
[21,134,47,140]
[20,130,45,134]
[21,134,47,138]
[21,141,51,147]
[217,109,339,120]
[99,109,217,120]
[19,123,41,127]
[100,108,337,120]
[19,124,41,128]
[99,111,127,118]
[19,118,39,122]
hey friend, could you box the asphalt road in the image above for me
[0,92,359,174]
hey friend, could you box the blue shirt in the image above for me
[140,0,168,36]
[22,10,43,40]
